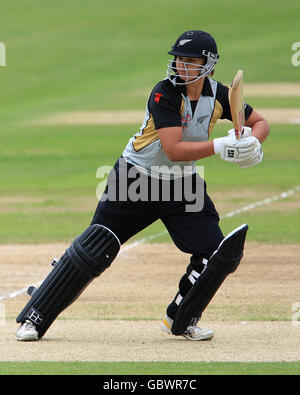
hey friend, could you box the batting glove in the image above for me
[237,143,263,168]
[226,126,264,167]
[213,134,260,164]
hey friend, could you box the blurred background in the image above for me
[0,0,299,243]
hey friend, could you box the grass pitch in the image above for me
[0,123,299,244]
[1,361,300,375]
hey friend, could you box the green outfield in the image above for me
[1,123,299,244]
[1,361,300,376]
[0,0,299,123]
[0,0,299,376]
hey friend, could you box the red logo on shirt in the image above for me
[154,93,163,103]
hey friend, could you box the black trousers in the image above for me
[91,158,224,319]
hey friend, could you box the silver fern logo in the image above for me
[197,115,209,124]
[178,39,192,46]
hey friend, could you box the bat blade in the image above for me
[229,70,245,140]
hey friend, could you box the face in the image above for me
[175,56,205,82]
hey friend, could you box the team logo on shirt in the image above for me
[196,114,210,124]
[181,113,210,129]
[154,93,163,103]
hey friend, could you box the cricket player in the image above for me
[17,30,269,341]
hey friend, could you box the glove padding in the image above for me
[214,127,263,168]
[238,143,263,168]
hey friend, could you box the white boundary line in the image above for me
[0,284,42,303]
[0,185,299,302]
[220,186,300,219]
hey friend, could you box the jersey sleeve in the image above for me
[148,80,183,129]
[217,82,253,121]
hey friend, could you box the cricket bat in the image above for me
[229,70,245,140]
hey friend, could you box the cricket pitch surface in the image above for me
[1,242,299,362]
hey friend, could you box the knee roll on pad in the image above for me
[16,224,120,338]
[171,224,248,335]
[67,224,120,277]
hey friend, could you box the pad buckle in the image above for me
[26,308,43,326]
[50,257,59,267]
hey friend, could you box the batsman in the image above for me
[16,30,270,341]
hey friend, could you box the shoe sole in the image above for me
[16,332,39,341]
[17,335,38,341]
[182,331,214,341]
[161,320,214,341]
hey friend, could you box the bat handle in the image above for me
[235,126,245,140]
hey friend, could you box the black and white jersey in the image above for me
[122,77,253,178]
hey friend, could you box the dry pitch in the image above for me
[32,83,300,126]
[1,241,300,362]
